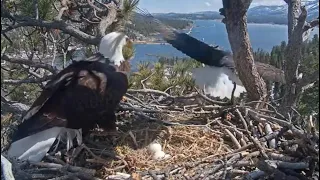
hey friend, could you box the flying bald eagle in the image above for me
[8,32,131,162]
[137,9,285,99]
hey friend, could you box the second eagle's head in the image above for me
[98,32,134,73]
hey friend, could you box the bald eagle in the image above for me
[137,9,285,99]
[8,32,131,162]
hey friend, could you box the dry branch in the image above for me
[3,75,53,85]
[1,0,120,46]
[1,17,99,45]
[1,55,57,74]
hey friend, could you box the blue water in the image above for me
[131,20,319,68]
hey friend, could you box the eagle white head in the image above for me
[98,32,129,66]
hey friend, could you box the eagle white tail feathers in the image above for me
[8,127,82,162]
[221,67,244,87]
[191,66,246,99]
[99,32,128,66]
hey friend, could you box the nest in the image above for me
[1,89,319,180]
[115,125,224,171]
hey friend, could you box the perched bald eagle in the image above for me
[8,32,131,162]
[137,9,285,99]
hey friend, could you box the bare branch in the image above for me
[97,1,118,37]
[280,0,311,113]
[1,14,100,45]
[2,75,53,85]
[297,6,308,31]
[1,0,121,45]
[87,0,104,12]
[56,7,69,21]
[2,33,13,45]
[301,82,316,93]
[1,55,57,74]
[48,32,58,66]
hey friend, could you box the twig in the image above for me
[141,72,155,89]
[128,89,171,97]
[264,123,276,149]
[236,109,269,159]
[194,87,230,105]
[224,129,241,149]
[128,131,139,149]
[29,162,96,175]
[247,109,305,139]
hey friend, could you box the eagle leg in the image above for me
[65,145,84,164]
[96,112,118,133]
[95,112,119,146]
[230,82,237,105]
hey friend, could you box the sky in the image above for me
[138,0,286,13]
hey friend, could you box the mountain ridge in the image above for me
[152,0,319,25]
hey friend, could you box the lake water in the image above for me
[131,20,319,69]
[64,20,318,71]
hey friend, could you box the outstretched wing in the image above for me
[255,62,286,84]
[136,8,286,84]
[136,9,233,68]
[164,31,231,67]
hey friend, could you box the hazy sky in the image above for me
[138,0,286,13]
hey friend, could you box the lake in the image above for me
[131,20,319,69]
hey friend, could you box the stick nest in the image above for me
[1,88,319,180]
[115,125,224,171]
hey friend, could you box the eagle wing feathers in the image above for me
[136,9,286,84]
[12,59,128,142]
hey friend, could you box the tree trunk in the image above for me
[280,0,307,113]
[221,0,267,101]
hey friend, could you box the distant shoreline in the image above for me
[133,41,168,45]
[131,20,286,45]
[132,20,318,45]
[200,18,290,26]
[133,23,194,45]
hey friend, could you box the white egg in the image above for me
[153,151,166,160]
[148,142,162,153]
[163,154,171,160]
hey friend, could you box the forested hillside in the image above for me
[254,34,319,117]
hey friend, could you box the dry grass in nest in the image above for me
[114,122,228,171]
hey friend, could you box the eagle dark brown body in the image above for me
[12,60,128,142]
